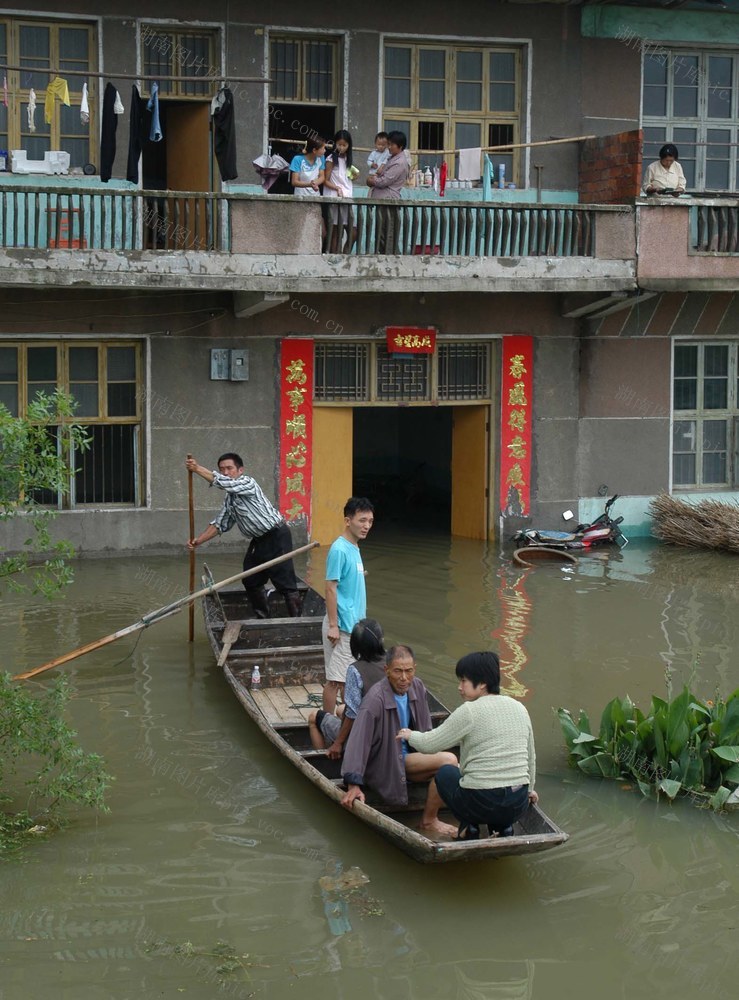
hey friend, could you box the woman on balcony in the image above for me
[644,143,686,197]
[366,130,409,252]
[290,137,326,196]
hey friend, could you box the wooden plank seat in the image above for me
[251,683,324,727]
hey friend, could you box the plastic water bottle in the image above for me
[498,163,506,189]
[251,665,261,690]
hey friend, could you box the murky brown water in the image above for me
[1,527,737,1000]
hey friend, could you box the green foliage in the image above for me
[0,672,112,855]
[0,391,90,597]
[558,685,739,811]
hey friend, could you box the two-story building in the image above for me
[1,0,738,555]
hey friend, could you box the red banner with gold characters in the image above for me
[386,326,436,354]
[279,339,314,526]
[500,335,533,517]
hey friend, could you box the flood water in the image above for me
[1,527,737,1000]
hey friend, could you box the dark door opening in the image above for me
[353,408,452,531]
[267,103,336,195]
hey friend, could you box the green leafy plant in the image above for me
[0,391,90,597]
[558,685,739,811]
[0,673,112,855]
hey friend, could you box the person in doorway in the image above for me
[341,645,459,838]
[396,651,537,841]
[323,129,357,253]
[322,497,375,714]
[290,137,326,196]
[367,130,409,251]
[186,453,302,618]
[309,617,386,758]
[643,143,686,197]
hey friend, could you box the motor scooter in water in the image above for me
[513,494,628,549]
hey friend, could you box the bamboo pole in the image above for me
[187,453,195,643]
[13,541,320,682]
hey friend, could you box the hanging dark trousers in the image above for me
[283,590,303,618]
[247,586,271,619]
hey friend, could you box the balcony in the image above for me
[0,184,636,294]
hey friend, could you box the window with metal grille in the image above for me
[0,341,143,506]
[141,26,216,98]
[438,343,490,400]
[314,342,369,401]
[314,340,491,404]
[672,342,739,488]
[643,49,739,191]
[383,41,522,181]
[0,16,96,168]
[270,36,339,104]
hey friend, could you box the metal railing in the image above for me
[0,186,227,251]
[693,203,739,253]
[324,200,595,256]
[0,186,597,257]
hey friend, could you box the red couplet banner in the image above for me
[279,339,314,526]
[386,326,436,353]
[500,335,533,517]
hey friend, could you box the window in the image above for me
[314,341,491,403]
[0,342,143,506]
[0,17,96,168]
[141,25,217,98]
[383,42,522,179]
[270,36,339,104]
[643,49,739,190]
[672,342,739,489]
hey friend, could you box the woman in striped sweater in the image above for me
[397,651,538,841]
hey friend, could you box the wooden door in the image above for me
[165,102,211,248]
[311,407,353,551]
[451,405,489,539]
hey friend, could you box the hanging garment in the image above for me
[458,147,482,182]
[80,82,89,125]
[211,87,237,181]
[126,85,145,184]
[44,76,70,124]
[252,153,290,192]
[147,82,162,142]
[100,82,118,183]
[27,88,37,132]
[114,90,124,115]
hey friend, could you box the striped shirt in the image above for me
[209,472,283,539]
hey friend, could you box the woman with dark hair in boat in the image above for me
[396,651,538,841]
[309,617,386,759]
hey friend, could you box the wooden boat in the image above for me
[201,567,569,864]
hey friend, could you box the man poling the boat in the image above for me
[340,644,459,839]
[396,651,538,841]
[185,453,302,618]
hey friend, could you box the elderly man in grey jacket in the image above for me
[341,644,458,838]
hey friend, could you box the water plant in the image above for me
[558,685,739,811]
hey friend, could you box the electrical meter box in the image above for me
[210,349,230,380]
[230,350,249,381]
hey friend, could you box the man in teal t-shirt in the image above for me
[322,497,375,714]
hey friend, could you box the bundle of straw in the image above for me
[648,493,739,553]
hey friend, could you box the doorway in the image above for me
[267,103,337,195]
[141,100,213,249]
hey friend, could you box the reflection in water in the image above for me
[0,535,737,1000]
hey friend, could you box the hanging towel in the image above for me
[458,146,482,182]
[211,87,238,181]
[27,88,37,132]
[126,85,145,184]
[100,82,118,183]
[80,82,89,125]
[44,76,70,124]
[147,82,162,142]
[114,90,124,115]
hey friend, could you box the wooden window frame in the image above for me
[1,340,143,508]
[672,341,739,489]
[141,25,218,99]
[269,34,340,105]
[0,16,97,168]
[383,41,522,180]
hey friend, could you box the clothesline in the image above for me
[268,134,598,156]
[0,63,267,84]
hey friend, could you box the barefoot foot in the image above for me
[419,819,458,839]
